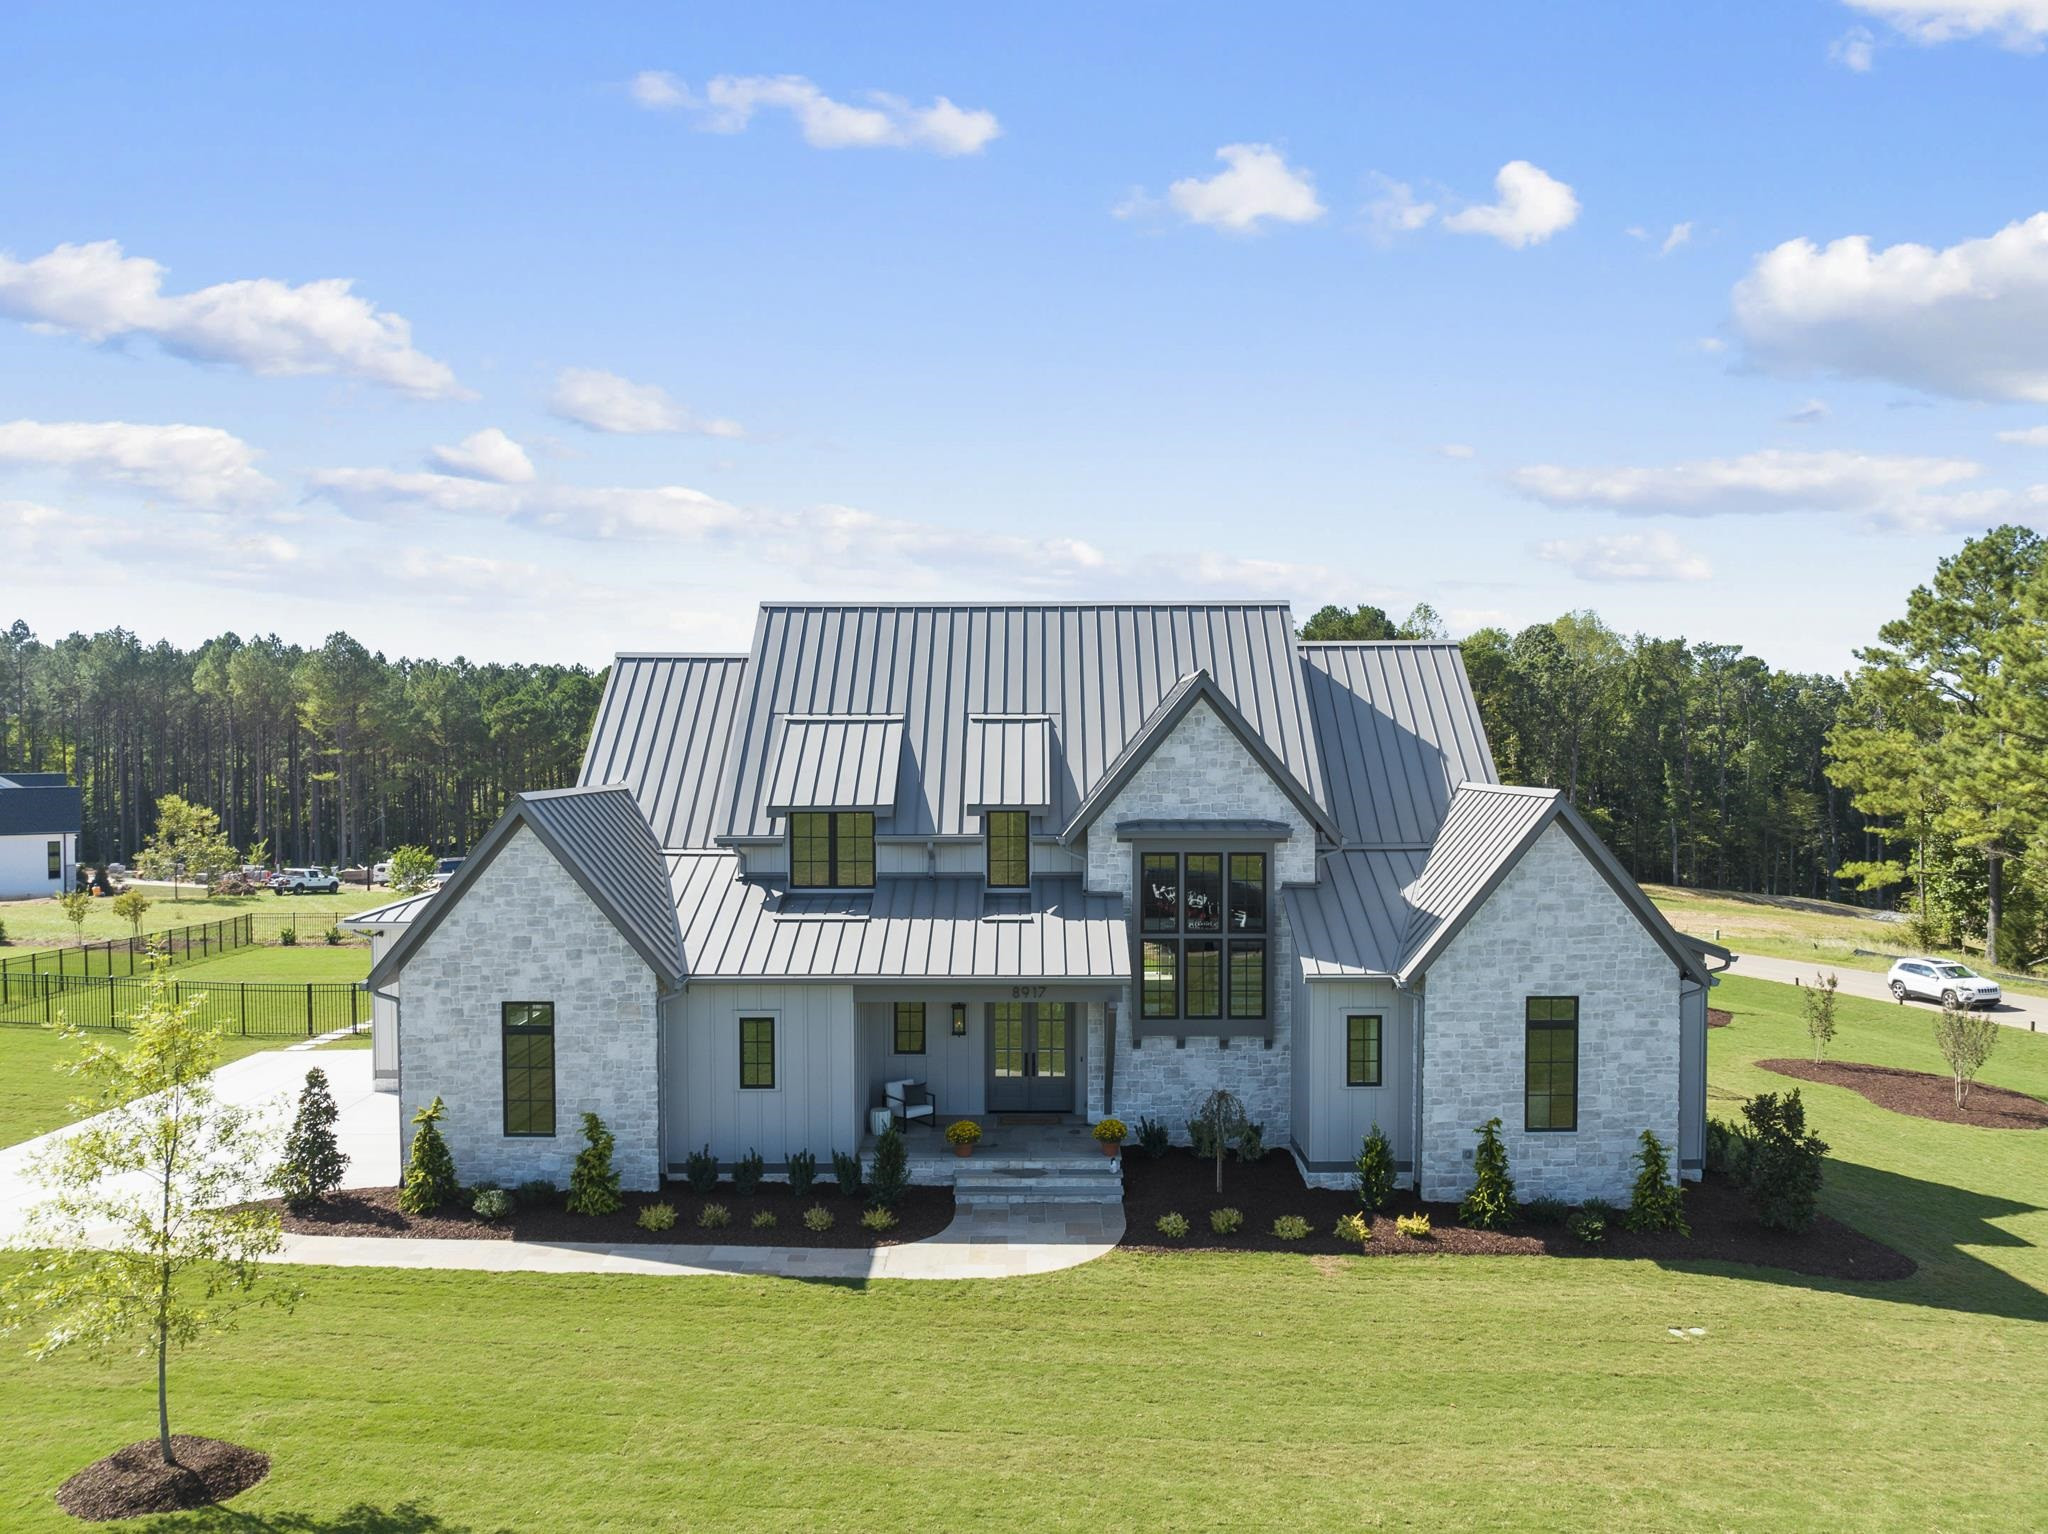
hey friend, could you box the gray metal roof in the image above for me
[1300,643,1497,848]
[712,603,1330,841]
[1116,818,1294,841]
[1284,849,1429,978]
[579,654,748,849]
[963,715,1054,810]
[343,890,438,930]
[763,715,904,813]
[369,785,686,988]
[670,852,1129,980]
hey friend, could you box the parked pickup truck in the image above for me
[274,866,341,895]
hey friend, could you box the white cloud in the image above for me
[1845,0,2048,49]
[1998,424,2048,444]
[1165,144,1325,233]
[1734,213,2048,402]
[1537,531,1713,583]
[0,497,298,582]
[1362,173,1436,244]
[1437,443,1478,460]
[547,367,744,437]
[1785,398,1832,425]
[307,467,744,541]
[633,72,1000,156]
[1831,26,1879,68]
[0,419,275,507]
[427,427,535,484]
[1509,448,1982,518]
[1442,161,1580,248]
[1662,222,1694,255]
[0,240,462,398]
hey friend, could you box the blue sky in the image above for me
[4,2,2048,672]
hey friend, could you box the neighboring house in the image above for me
[353,603,1721,1202]
[0,772,80,899]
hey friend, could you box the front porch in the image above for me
[860,1115,1125,1202]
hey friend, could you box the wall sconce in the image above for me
[951,1003,967,1037]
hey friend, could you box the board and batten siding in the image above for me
[858,994,988,1118]
[1296,980,1414,1185]
[667,982,859,1166]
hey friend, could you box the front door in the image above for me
[986,1001,1074,1113]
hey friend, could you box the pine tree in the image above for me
[1354,1124,1395,1212]
[867,1125,909,1209]
[1625,1130,1689,1235]
[275,1067,349,1213]
[399,1096,460,1215]
[1460,1117,1517,1230]
[566,1112,622,1216]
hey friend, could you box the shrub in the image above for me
[1568,1209,1607,1245]
[831,1149,864,1198]
[0,918,7,943]
[1705,1118,1752,1184]
[733,1148,764,1197]
[636,1202,677,1232]
[868,1126,909,1209]
[1209,1207,1244,1235]
[945,1119,982,1146]
[1459,1117,1516,1231]
[786,1149,817,1198]
[1521,1196,1570,1227]
[1354,1124,1395,1212]
[387,844,437,895]
[684,1145,719,1195]
[751,1210,778,1230]
[323,924,343,946]
[1272,1214,1310,1241]
[697,1202,731,1229]
[1093,1117,1127,1145]
[1136,1116,1170,1159]
[515,1178,558,1208]
[566,1112,623,1216]
[275,1066,348,1213]
[1155,1211,1190,1240]
[398,1096,459,1215]
[473,1187,513,1222]
[860,1206,899,1233]
[1235,1121,1265,1163]
[1578,1196,1618,1224]
[1187,1117,1219,1161]
[1394,1212,1432,1239]
[1626,1130,1690,1235]
[1334,1211,1372,1247]
[279,925,298,946]
[1933,995,2001,1108]
[1741,1090,1828,1233]
[803,1205,835,1233]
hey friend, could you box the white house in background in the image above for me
[349,602,1725,1201]
[0,772,79,899]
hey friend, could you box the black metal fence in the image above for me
[0,971,367,1038]
[0,914,258,983]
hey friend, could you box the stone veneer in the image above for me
[397,825,663,1191]
[1089,699,1316,1144]
[1417,822,1680,1204]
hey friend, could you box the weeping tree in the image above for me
[1189,1087,1249,1195]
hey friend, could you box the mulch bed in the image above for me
[56,1437,269,1522]
[1118,1149,1913,1281]
[263,1180,954,1248]
[1759,1057,2048,1131]
[1707,1007,1732,1028]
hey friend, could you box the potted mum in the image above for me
[945,1119,983,1158]
[1093,1118,1128,1158]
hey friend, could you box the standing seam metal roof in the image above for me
[763,716,905,812]
[579,655,748,849]
[962,715,1055,810]
[1284,848,1430,978]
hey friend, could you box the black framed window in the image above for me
[893,1001,926,1054]
[502,1002,556,1137]
[986,810,1030,888]
[1136,848,1269,1023]
[47,840,61,880]
[739,1015,777,1089]
[1346,1014,1383,1087]
[1525,997,1578,1132]
[789,811,874,888]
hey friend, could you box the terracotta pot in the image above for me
[1100,1140,1122,1158]
[953,1140,975,1157]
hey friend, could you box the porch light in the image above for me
[951,1003,967,1036]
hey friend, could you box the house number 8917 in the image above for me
[1010,985,1047,999]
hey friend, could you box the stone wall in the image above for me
[1417,822,1679,1204]
[397,825,662,1191]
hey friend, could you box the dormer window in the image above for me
[790,811,874,889]
[986,811,1030,888]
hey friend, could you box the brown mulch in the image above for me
[56,1437,269,1522]
[263,1180,954,1248]
[1118,1149,1913,1281]
[1759,1057,2048,1131]
[1707,1007,1733,1028]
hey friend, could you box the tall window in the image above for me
[47,840,61,880]
[1138,848,1267,1023]
[739,1015,777,1089]
[1525,997,1578,1132]
[986,810,1030,888]
[789,811,875,888]
[1346,1014,1383,1087]
[502,1002,556,1137]
[893,1001,926,1054]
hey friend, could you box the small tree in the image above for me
[1189,1087,1249,1195]
[1625,1129,1689,1235]
[1354,1124,1395,1212]
[57,888,93,944]
[1932,995,2001,1109]
[566,1111,622,1215]
[1740,1090,1828,1233]
[275,1067,349,1213]
[867,1124,910,1209]
[134,794,235,901]
[1459,1117,1517,1230]
[1,960,295,1468]
[111,887,153,938]
[1800,971,1841,1062]
[398,1096,460,1214]
[387,844,437,895]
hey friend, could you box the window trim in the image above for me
[738,1012,780,1091]
[788,811,875,890]
[1345,1013,1383,1087]
[1128,840,1275,1039]
[892,1000,927,1055]
[47,839,62,881]
[501,1001,557,1138]
[985,809,1031,889]
[1524,996,1579,1134]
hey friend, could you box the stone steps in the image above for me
[951,1162,1124,1206]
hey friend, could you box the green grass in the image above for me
[0,887,391,948]
[0,1025,289,1150]
[171,944,370,984]
[2,976,2045,1529]
[313,1030,372,1050]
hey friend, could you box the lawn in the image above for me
[1,976,2044,1530]
[0,1025,289,1150]
[0,887,392,948]
[172,944,371,984]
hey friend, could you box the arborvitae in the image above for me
[566,1112,622,1216]
[1459,1117,1517,1231]
[276,1067,349,1213]
[399,1096,459,1214]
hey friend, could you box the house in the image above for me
[0,772,80,899]
[351,602,1721,1203]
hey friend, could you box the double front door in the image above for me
[986,1001,1074,1113]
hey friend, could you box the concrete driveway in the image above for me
[1725,951,2047,1035]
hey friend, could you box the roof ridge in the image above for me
[1455,782,1561,799]
[1297,639,1465,649]
[609,651,750,662]
[754,600,1296,613]
[519,783,636,801]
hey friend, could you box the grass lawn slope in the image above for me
[0,1025,284,1150]
[0,887,391,948]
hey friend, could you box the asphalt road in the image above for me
[1725,950,2047,1035]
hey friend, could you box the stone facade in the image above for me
[397,825,663,1191]
[1417,822,1680,1204]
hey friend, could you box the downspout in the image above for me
[1394,975,1423,1199]
[1103,998,1116,1118]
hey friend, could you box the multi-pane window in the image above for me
[1346,1014,1383,1087]
[893,1001,926,1054]
[986,810,1030,888]
[46,840,61,880]
[1525,997,1578,1132]
[501,1002,556,1137]
[1138,849,1268,1023]
[739,1015,777,1089]
[789,811,875,888]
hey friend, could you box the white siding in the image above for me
[858,995,988,1117]
[1299,980,1414,1178]
[668,982,859,1165]
[0,832,72,898]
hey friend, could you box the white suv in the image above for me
[1887,957,2000,1009]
